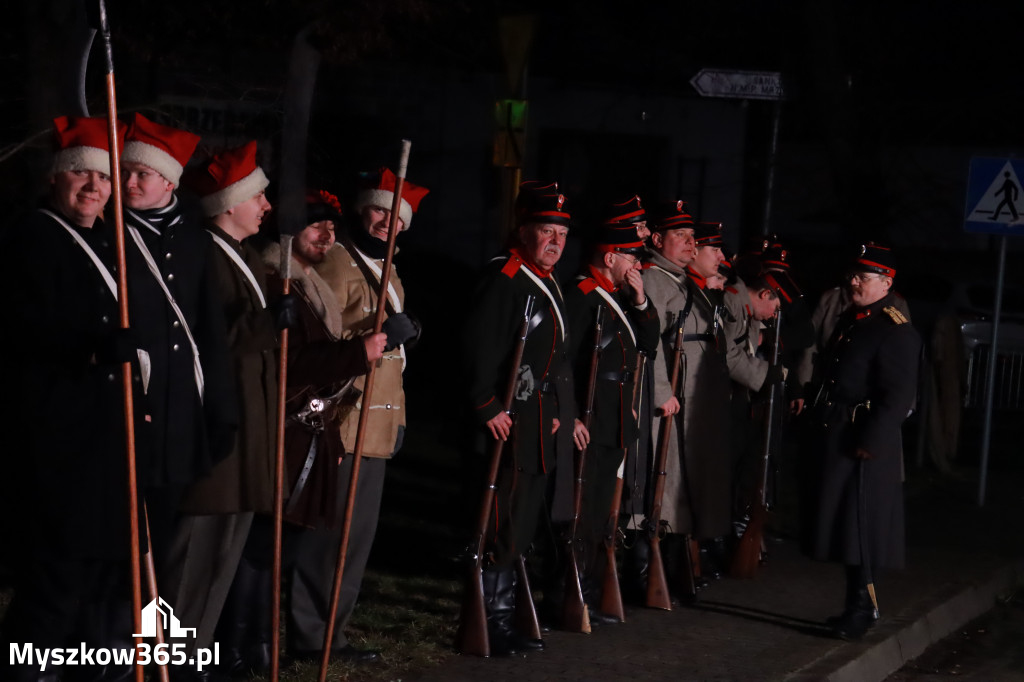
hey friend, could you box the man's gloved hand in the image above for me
[762,364,786,389]
[96,327,139,365]
[271,293,300,330]
[382,312,421,351]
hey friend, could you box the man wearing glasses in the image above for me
[564,215,660,622]
[804,242,921,640]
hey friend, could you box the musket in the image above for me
[318,141,411,682]
[270,235,293,682]
[561,306,604,633]
[645,311,688,610]
[599,349,644,623]
[730,306,782,579]
[93,3,144,679]
[455,294,536,657]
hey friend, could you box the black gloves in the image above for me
[271,293,300,331]
[382,312,421,351]
[762,364,786,389]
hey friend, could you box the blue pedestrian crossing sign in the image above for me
[964,157,1024,234]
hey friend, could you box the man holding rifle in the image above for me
[462,182,573,655]
[0,116,149,682]
[565,216,659,622]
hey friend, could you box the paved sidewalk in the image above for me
[414,467,1024,682]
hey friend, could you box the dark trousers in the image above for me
[285,455,387,652]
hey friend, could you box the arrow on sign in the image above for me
[690,69,785,101]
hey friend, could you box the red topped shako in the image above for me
[603,194,645,225]
[515,180,571,226]
[762,270,802,304]
[353,167,429,230]
[649,199,695,231]
[592,222,646,256]
[854,242,896,277]
[51,115,126,177]
[186,140,269,217]
[694,221,724,247]
[122,113,200,185]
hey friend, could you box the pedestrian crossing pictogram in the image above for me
[964,157,1024,234]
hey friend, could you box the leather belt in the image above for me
[598,370,633,383]
[683,333,715,342]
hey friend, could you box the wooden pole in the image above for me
[95,3,143,679]
[317,141,412,682]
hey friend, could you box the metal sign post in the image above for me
[690,69,785,236]
[963,156,1023,505]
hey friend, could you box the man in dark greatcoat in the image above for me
[0,116,149,682]
[120,113,238,561]
[160,141,279,677]
[805,243,921,640]
[565,216,659,621]
[463,182,573,655]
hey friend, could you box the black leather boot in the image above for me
[216,557,269,677]
[482,566,519,656]
[622,528,650,604]
[832,586,877,640]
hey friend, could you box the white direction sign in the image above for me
[964,157,1024,235]
[690,69,785,101]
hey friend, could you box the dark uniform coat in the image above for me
[807,292,921,569]
[262,250,369,528]
[179,226,277,514]
[124,196,237,488]
[464,248,571,563]
[4,208,149,559]
[566,266,659,543]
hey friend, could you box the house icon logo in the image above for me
[133,597,197,638]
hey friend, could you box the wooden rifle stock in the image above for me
[730,306,782,579]
[562,306,604,633]
[599,349,644,622]
[646,311,687,610]
[455,295,536,657]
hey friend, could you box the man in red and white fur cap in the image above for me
[120,112,238,581]
[283,168,427,664]
[0,116,154,682]
[162,141,282,679]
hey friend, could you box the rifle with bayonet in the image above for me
[599,349,645,622]
[562,306,604,632]
[646,310,696,608]
[730,306,782,579]
[456,295,536,657]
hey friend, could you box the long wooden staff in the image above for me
[94,3,143,680]
[270,235,293,682]
[318,141,411,682]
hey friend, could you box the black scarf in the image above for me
[347,223,388,259]
[126,194,183,235]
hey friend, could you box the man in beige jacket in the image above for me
[285,168,427,663]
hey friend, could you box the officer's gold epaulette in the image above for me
[882,306,908,324]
